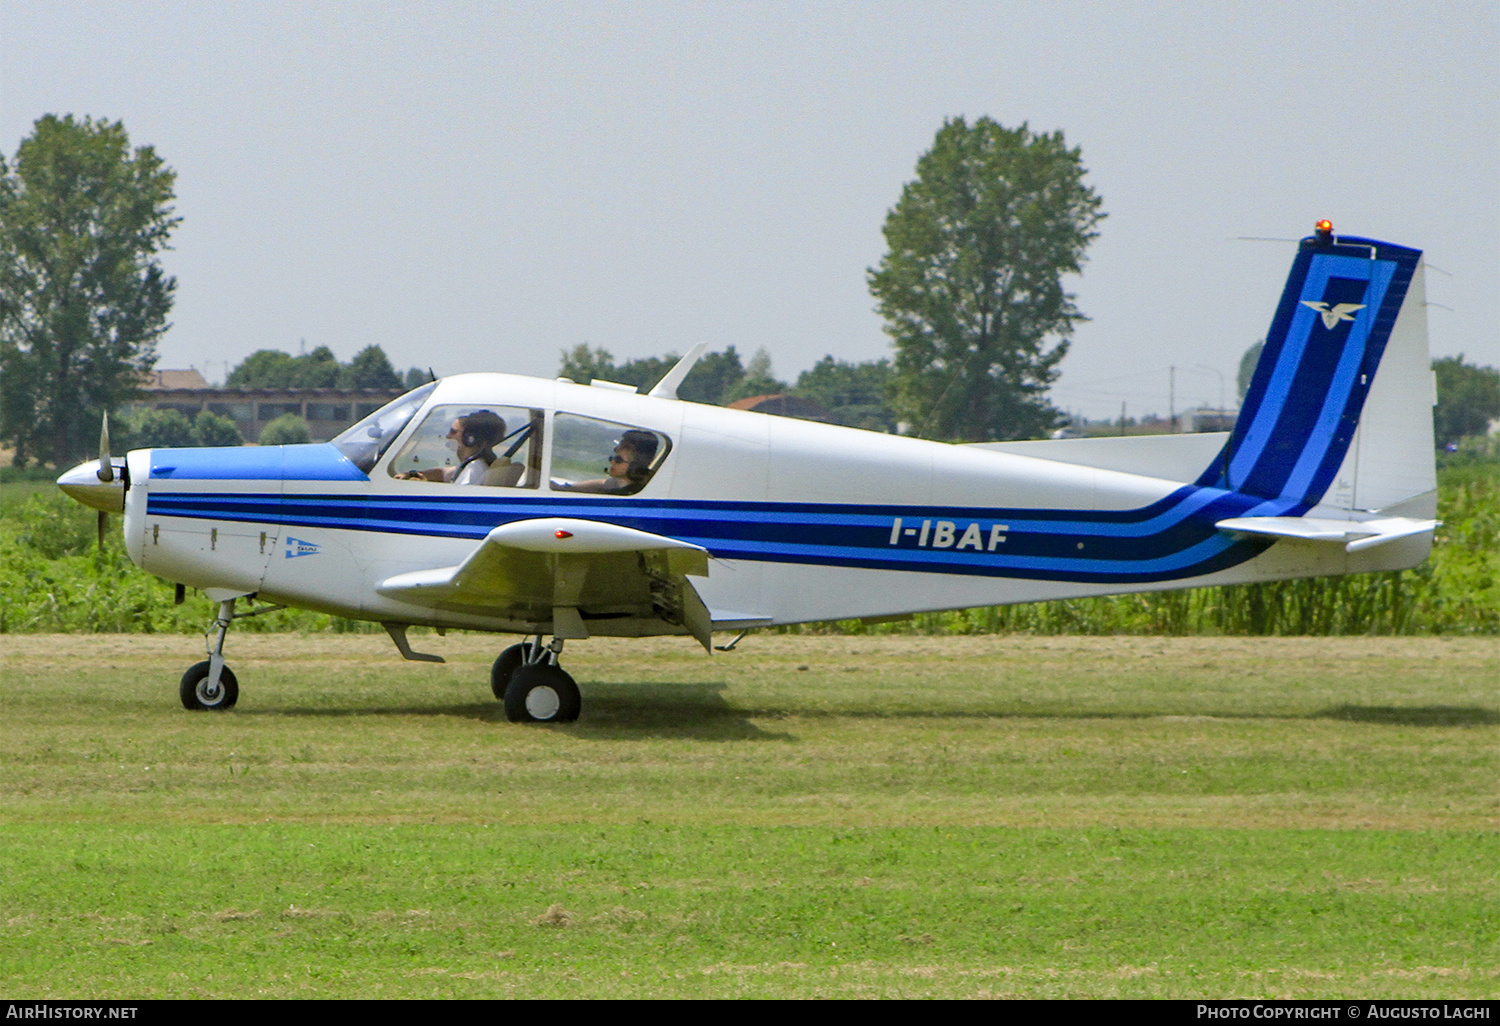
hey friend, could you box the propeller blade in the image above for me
[97,413,114,483]
[98,510,108,549]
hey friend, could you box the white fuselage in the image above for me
[121,372,1428,638]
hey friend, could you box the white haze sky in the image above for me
[3,1,1496,420]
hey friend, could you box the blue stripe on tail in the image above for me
[1197,234,1421,508]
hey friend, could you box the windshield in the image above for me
[330,382,438,473]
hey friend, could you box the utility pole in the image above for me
[1169,365,1176,434]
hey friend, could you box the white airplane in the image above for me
[58,224,1438,723]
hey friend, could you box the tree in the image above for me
[258,413,311,446]
[793,356,897,432]
[678,346,746,405]
[225,349,298,388]
[1238,340,1264,401]
[340,345,403,390]
[125,407,196,449]
[0,115,179,466]
[724,347,788,403]
[559,344,620,385]
[291,345,339,388]
[191,410,243,447]
[556,344,752,404]
[1433,355,1500,449]
[225,344,402,390]
[868,117,1103,441]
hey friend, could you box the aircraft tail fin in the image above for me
[1198,229,1434,514]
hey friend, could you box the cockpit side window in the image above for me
[387,404,542,487]
[330,382,437,473]
[549,414,671,496]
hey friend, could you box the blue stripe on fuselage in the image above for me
[146,486,1276,585]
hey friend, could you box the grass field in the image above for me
[1,633,1495,998]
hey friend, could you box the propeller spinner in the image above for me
[57,415,126,519]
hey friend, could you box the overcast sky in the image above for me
[3,1,1496,420]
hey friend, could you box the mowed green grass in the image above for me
[1,633,1495,998]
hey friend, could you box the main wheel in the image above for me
[503,663,581,724]
[490,642,542,700]
[180,660,239,711]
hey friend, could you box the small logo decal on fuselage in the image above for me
[285,536,321,558]
[889,517,1008,551]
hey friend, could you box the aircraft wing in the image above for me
[377,517,723,648]
[1214,515,1438,553]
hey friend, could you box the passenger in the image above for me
[399,410,508,484]
[562,430,659,493]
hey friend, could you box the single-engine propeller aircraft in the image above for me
[58,224,1439,723]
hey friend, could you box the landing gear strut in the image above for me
[179,595,283,711]
[491,635,580,724]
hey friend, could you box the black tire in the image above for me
[503,663,580,724]
[490,642,541,700]
[180,660,239,711]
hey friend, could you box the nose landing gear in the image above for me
[178,595,283,711]
[491,636,580,723]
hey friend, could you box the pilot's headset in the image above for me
[460,410,505,453]
[617,429,659,483]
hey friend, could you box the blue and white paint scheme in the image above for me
[57,228,1439,721]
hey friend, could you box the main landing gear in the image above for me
[179,596,282,711]
[491,636,581,724]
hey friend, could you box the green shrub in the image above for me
[257,414,312,446]
[192,410,244,447]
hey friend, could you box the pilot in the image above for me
[400,410,508,484]
[562,430,659,493]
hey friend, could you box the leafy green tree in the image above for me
[1433,355,1500,449]
[678,346,746,405]
[192,410,243,447]
[404,366,430,389]
[1237,340,1265,402]
[225,349,297,388]
[558,344,619,384]
[258,413,311,446]
[724,347,788,403]
[339,345,403,389]
[290,345,339,388]
[557,344,752,404]
[125,407,195,448]
[0,115,179,466]
[615,354,678,391]
[794,356,897,432]
[869,117,1103,441]
[226,345,403,390]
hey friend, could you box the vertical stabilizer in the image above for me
[1198,232,1427,513]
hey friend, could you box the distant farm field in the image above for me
[1,634,1495,998]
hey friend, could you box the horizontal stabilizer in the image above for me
[1214,515,1437,553]
[706,610,775,630]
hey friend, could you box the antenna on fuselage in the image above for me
[647,342,709,400]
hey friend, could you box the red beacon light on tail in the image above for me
[1313,219,1334,245]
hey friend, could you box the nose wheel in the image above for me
[180,660,239,710]
[492,636,580,723]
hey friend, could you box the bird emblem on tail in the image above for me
[1300,300,1365,330]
